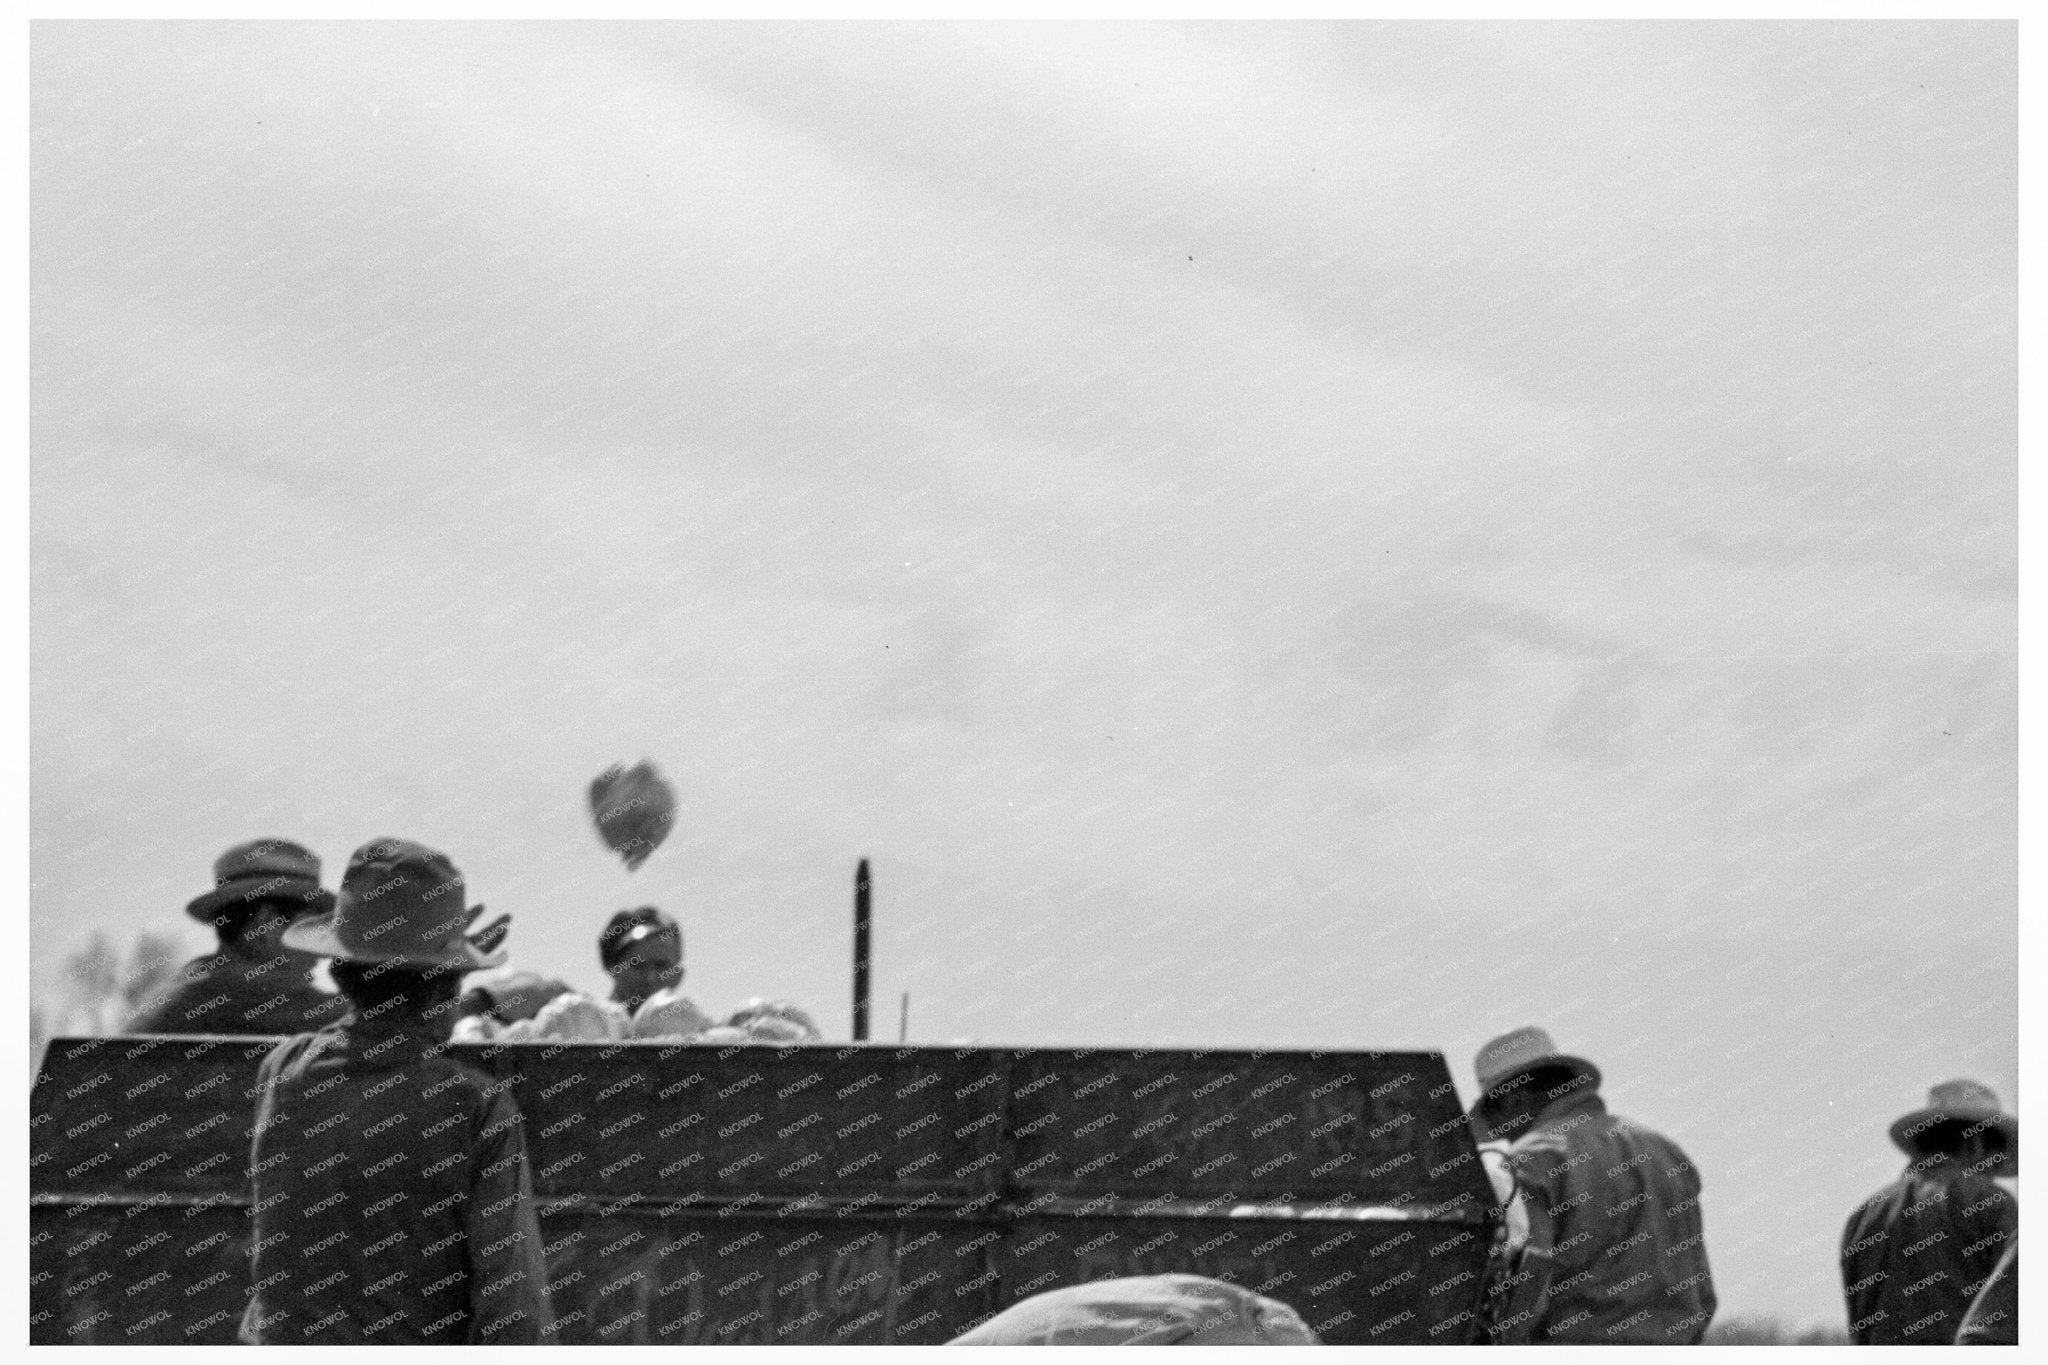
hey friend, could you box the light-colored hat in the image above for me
[1890,1079,2018,1173]
[1471,1026,1602,1103]
[948,1274,1317,1345]
[282,839,504,970]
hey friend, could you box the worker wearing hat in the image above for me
[1840,1078,2017,1345]
[240,839,556,1344]
[1467,1026,1717,1344]
[599,905,684,1015]
[124,839,350,1035]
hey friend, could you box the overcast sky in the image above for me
[31,21,2014,1330]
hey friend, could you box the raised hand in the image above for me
[464,904,511,957]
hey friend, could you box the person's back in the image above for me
[245,1020,548,1342]
[1503,1092,1716,1343]
[126,943,347,1035]
[1467,1028,1716,1346]
[240,838,553,1345]
[1841,1159,2014,1344]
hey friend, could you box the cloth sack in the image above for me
[529,991,631,1042]
[630,986,717,1040]
[948,1274,1317,1345]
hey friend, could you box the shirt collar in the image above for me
[1532,1089,1609,1129]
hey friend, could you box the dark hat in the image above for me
[1889,1079,2018,1174]
[1467,1026,1602,1135]
[185,839,335,924]
[600,905,681,970]
[282,838,505,970]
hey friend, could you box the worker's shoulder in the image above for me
[121,954,229,1026]
[1842,1179,1908,1236]
[1503,1124,1580,1180]
[1601,1111,1697,1164]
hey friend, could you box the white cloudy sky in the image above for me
[31,21,2013,1329]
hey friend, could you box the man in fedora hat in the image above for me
[1468,1026,1717,1344]
[238,838,556,1344]
[1840,1079,2016,1345]
[124,839,350,1036]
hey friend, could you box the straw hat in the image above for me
[1467,1026,1603,1136]
[282,838,505,970]
[1889,1079,2018,1174]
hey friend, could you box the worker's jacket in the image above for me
[240,1014,557,1344]
[124,947,349,1036]
[1485,1089,1717,1344]
[1955,1242,2018,1345]
[1840,1156,2015,1345]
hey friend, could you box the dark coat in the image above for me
[239,1015,557,1344]
[1841,1157,2015,1345]
[1486,1091,1717,1344]
[1955,1242,2017,1345]
[123,947,349,1035]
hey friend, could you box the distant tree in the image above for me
[40,928,193,1040]
[1712,1315,1781,1344]
[59,931,122,1036]
[119,930,184,1018]
[30,1002,48,1082]
[1706,1315,1849,1345]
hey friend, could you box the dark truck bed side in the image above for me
[31,1037,1497,1344]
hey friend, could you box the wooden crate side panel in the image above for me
[536,1210,1001,1344]
[495,1044,1008,1202]
[30,1037,272,1200]
[29,1203,250,1345]
[1005,1049,1492,1213]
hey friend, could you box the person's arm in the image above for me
[465,1092,559,1344]
[1840,1207,1880,1346]
[1957,1184,2017,1300]
[1955,1243,2017,1346]
[238,1040,293,1345]
[1486,1138,1565,1344]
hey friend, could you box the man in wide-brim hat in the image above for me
[1840,1078,2017,1345]
[240,838,556,1345]
[1466,1026,1718,1344]
[125,839,351,1036]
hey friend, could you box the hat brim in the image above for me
[1468,1055,1603,1138]
[1889,1107,2019,1174]
[282,912,506,970]
[185,878,334,923]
